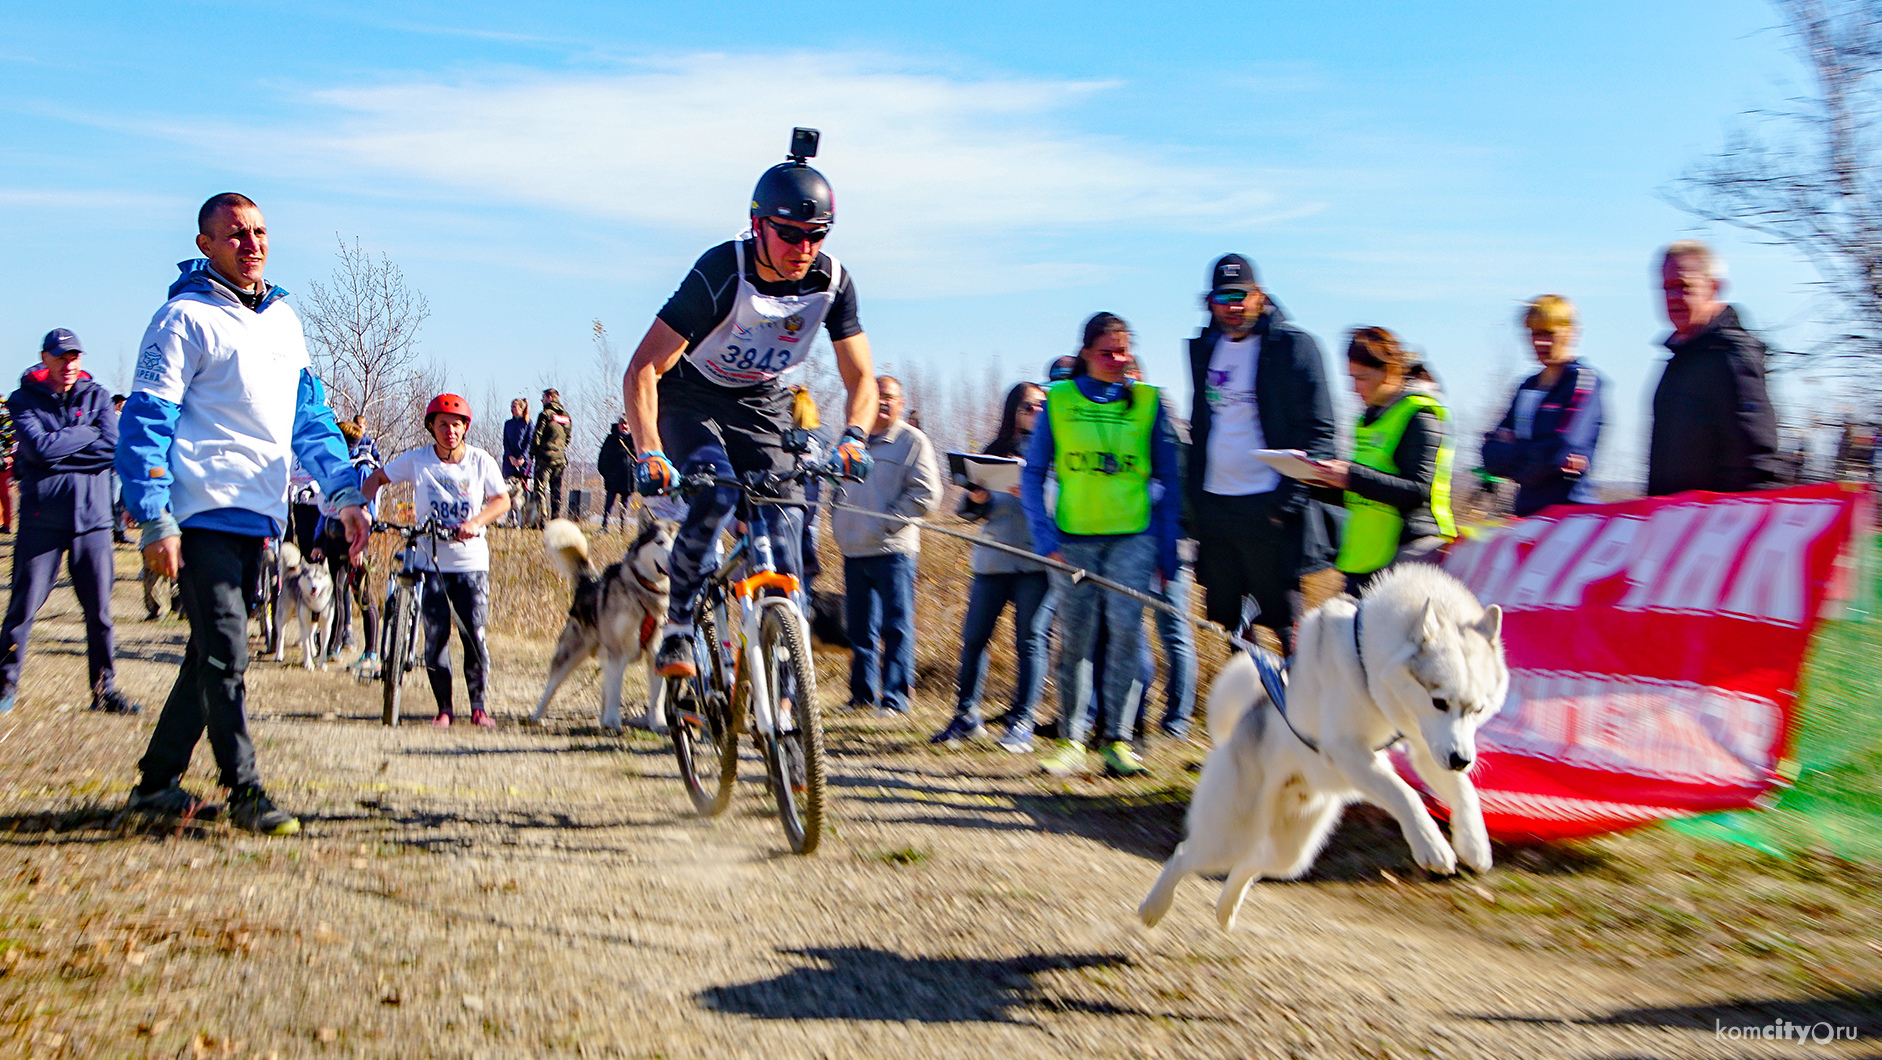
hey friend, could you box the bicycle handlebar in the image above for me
[369,519,456,542]
[662,460,846,502]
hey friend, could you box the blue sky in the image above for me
[0,0,1838,477]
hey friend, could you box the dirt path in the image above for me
[0,542,1869,1058]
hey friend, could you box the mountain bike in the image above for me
[372,519,452,727]
[660,440,843,854]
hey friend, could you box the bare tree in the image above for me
[300,235,432,432]
[1671,0,1882,373]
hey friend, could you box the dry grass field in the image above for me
[0,515,1874,1058]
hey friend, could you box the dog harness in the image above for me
[1241,600,1400,756]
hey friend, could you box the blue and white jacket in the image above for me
[117,260,365,544]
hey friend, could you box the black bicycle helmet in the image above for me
[751,129,835,225]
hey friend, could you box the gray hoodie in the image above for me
[831,420,943,557]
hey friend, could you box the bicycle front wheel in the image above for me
[382,585,416,727]
[258,565,282,657]
[671,610,739,816]
[760,605,823,855]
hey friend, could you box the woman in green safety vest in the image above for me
[1300,326,1456,596]
[1021,313,1183,779]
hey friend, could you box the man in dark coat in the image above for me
[597,416,635,531]
[1648,241,1781,496]
[1186,255,1338,649]
[0,329,140,714]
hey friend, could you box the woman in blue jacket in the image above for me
[1481,295,1604,517]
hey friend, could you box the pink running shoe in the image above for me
[431,712,453,728]
[470,708,496,729]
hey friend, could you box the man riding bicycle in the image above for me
[624,128,876,679]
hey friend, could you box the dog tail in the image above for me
[542,519,595,581]
[1205,652,1264,748]
[278,541,302,571]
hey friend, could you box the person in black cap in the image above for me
[0,329,140,715]
[1185,254,1338,658]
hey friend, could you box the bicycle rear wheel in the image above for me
[759,605,823,854]
[382,585,415,727]
[671,610,739,816]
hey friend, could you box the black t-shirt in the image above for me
[656,239,862,352]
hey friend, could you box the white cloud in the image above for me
[136,53,1320,296]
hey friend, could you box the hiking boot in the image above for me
[91,689,142,715]
[996,717,1035,754]
[469,707,496,729]
[1040,739,1089,777]
[1101,740,1148,777]
[929,714,986,745]
[431,712,453,728]
[227,787,300,836]
[125,783,217,821]
[654,631,696,678]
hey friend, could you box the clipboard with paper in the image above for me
[947,452,1023,493]
[1252,448,1325,481]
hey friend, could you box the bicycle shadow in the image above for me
[697,946,1229,1025]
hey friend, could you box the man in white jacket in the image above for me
[117,192,369,836]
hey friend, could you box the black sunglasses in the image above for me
[1209,289,1250,306]
[767,219,831,245]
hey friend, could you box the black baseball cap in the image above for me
[40,328,83,355]
[1209,254,1258,294]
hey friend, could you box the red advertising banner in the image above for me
[1413,483,1868,841]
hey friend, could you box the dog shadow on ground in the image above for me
[826,767,1188,863]
[832,768,1613,882]
[1463,987,1882,1041]
[697,946,1230,1025]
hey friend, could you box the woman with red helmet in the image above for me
[362,393,510,728]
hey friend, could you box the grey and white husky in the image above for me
[531,509,677,733]
[275,541,336,671]
[1140,564,1509,932]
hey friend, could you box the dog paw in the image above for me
[1411,835,1459,876]
[1453,828,1493,873]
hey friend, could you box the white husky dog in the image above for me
[275,541,336,671]
[1139,564,1508,932]
[531,510,677,733]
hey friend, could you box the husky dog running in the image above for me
[532,509,678,732]
[1139,564,1508,932]
[275,541,337,671]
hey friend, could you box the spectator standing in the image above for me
[931,382,1056,751]
[531,388,571,523]
[790,386,833,595]
[348,413,382,467]
[1186,253,1338,655]
[0,329,140,716]
[500,397,532,525]
[1648,240,1781,496]
[110,394,130,543]
[119,192,370,835]
[597,416,635,532]
[831,375,942,717]
[1480,295,1605,516]
[1300,328,1456,597]
[1,395,17,533]
[1023,313,1182,777]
